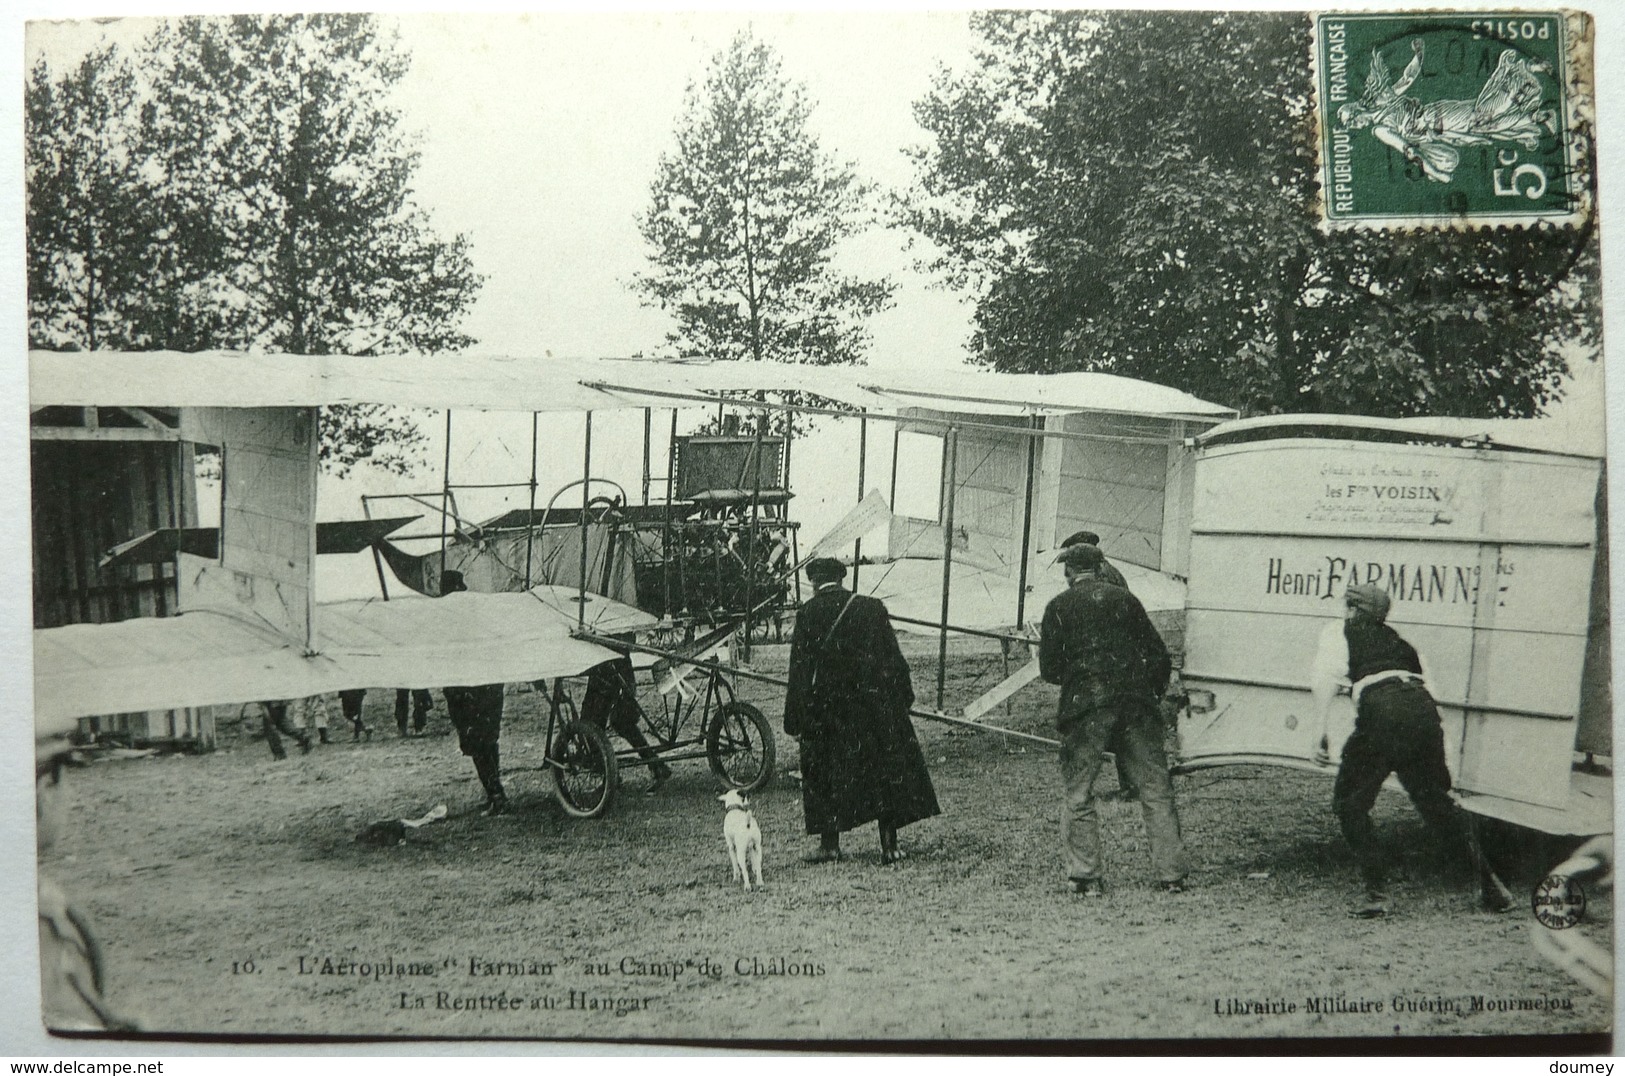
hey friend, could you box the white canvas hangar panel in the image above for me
[177,406,319,651]
[944,418,1030,572]
[890,428,944,526]
[888,406,1213,579]
[1048,412,1173,573]
[888,410,1033,573]
[1179,430,1605,831]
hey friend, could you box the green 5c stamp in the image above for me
[1314,12,1592,227]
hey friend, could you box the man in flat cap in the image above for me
[1057,530,1128,589]
[1310,583,1515,918]
[1056,530,1138,800]
[1040,543,1188,896]
[438,570,510,816]
[784,557,940,864]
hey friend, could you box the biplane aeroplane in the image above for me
[28,352,881,816]
[33,350,1224,816]
[31,349,1243,813]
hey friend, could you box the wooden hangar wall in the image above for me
[29,406,212,748]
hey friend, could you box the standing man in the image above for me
[337,689,371,742]
[784,557,940,865]
[292,694,332,745]
[1039,543,1188,896]
[1056,530,1138,800]
[1310,583,1515,918]
[395,688,435,737]
[438,570,509,817]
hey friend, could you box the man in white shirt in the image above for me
[1309,583,1514,918]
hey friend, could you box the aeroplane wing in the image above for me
[99,517,421,568]
[525,585,659,636]
[35,590,624,725]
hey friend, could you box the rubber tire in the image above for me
[551,718,619,819]
[706,700,775,793]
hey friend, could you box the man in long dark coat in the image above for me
[784,557,940,864]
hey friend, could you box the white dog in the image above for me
[719,789,764,891]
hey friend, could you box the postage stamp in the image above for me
[1313,11,1593,228]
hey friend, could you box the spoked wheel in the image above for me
[550,719,619,818]
[706,700,774,793]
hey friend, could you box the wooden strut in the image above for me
[439,410,453,575]
[525,411,539,589]
[579,411,592,628]
[571,629,1061,749]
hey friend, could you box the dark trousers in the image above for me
[445,684,506,805]
[1059,693,1188,883]
[261,701,310,759]
[1332,680,1472,890]
[1108,726,1139,798]
[338,689,368,737]
[395,689,433,734]
[582,659,670,778]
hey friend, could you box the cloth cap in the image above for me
[1345,583,1391,621]
[804,557,847,584]
[1056,544,1105,571]
[1060,530,1101,549]
[440,569,468,594]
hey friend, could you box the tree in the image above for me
[907,11,1599,418]
[26,15,484,473]
[634,31,896,372]
[26,47,160,352]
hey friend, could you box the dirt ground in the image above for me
[43,637,1612,1044]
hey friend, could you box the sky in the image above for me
[21,12,998,580]
[24,11,982,366]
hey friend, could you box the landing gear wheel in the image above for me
[550,719,619,818]
[706,700,774,793]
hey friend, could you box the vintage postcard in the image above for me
[15,4,1613,1051]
